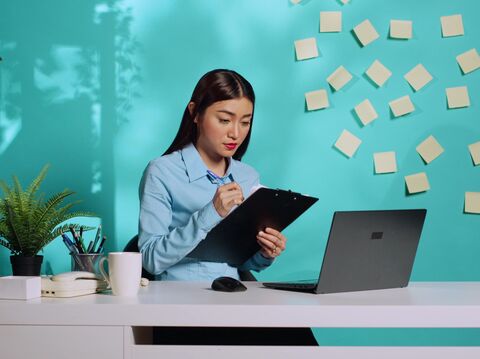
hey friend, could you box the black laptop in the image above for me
[263,209,427,294]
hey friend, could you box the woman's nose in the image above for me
[228,124,239,139]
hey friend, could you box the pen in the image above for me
[62,235,87,271]
[96,235,107,253]
[86,241,94,254]
[78,236,87,254]
[206,170,234,186]
[69,226,82,253]
[79,225,88,253]
[69,226,77,239]
[61,234,78,254]
[72,253,87,272]
[91,225,102,253]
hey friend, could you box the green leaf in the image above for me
[0,165,95,256]
[0,181,11,200]
[31,189,75,233]
[33,223,95,255]
[5,201,24,253]
[25,164,50,202]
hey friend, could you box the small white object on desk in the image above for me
[0,276,41,300]
[41,274,108,298]
[50,271,98,282]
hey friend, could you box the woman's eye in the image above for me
[241,122,251,127]
[219,119,230,124]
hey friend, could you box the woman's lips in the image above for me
[224,143,237,150]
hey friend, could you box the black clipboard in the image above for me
[187,188,318,266]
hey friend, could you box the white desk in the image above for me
[1,281,480,358]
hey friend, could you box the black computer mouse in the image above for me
[211,276,247,292]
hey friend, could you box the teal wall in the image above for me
[1,0,479,345]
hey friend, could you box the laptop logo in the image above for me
[371,232,383,240]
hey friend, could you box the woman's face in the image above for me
[193,97,253,160]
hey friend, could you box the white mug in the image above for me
[99,252,142,296]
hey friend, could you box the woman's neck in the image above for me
[195,145,228,176]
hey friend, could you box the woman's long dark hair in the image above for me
[163,69,255,161]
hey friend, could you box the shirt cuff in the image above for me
[253,251,274,267]
[197,201,223,231]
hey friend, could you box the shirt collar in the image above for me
[181,142,235,183]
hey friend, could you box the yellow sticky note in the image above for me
[404,64,433,91]
[390,20,412,39]
[327,65,353,91]
[294,38,319,61]
[365,60,392,87]
[320,11,342,32]
[446,86,470,109]
[468,141,480,166]
[456,48,480,74]
[353,19,380,47]
[405,172,430,194]
[354,99,378,126]
[416,135,444,164]
[440,14,464,37]
[374,152,397,174]
[465,192,480,214]
[334,130,362,158]
[389,95,415,117]
[305,89,329,111]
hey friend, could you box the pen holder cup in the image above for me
[71,253,104,276]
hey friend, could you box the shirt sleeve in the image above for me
[138,163,222,275]
[238,251,274,272]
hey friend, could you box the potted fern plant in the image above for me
[0,164,93,276]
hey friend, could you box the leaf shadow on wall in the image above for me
[0,0,141,274]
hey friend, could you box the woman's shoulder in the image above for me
[145,150,184,176]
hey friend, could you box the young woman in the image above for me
[138,69,287,281]
[138,69,317,345]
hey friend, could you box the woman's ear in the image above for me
[188,102,197,122]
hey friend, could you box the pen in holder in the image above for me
[71,253,104,276]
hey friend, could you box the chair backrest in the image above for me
[238,269,257,281]
[124,235,256,281]
[124,235,155,281]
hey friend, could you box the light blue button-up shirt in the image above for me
[138,142,273,281]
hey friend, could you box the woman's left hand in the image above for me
[257,227,287,259]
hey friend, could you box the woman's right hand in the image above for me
[212,182,244,217]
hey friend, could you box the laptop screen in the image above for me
[315,209,427,294]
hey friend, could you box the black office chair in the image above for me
[123,235,257,281]
[123,235,154,281]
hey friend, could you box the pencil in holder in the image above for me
[71,253,104,276]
